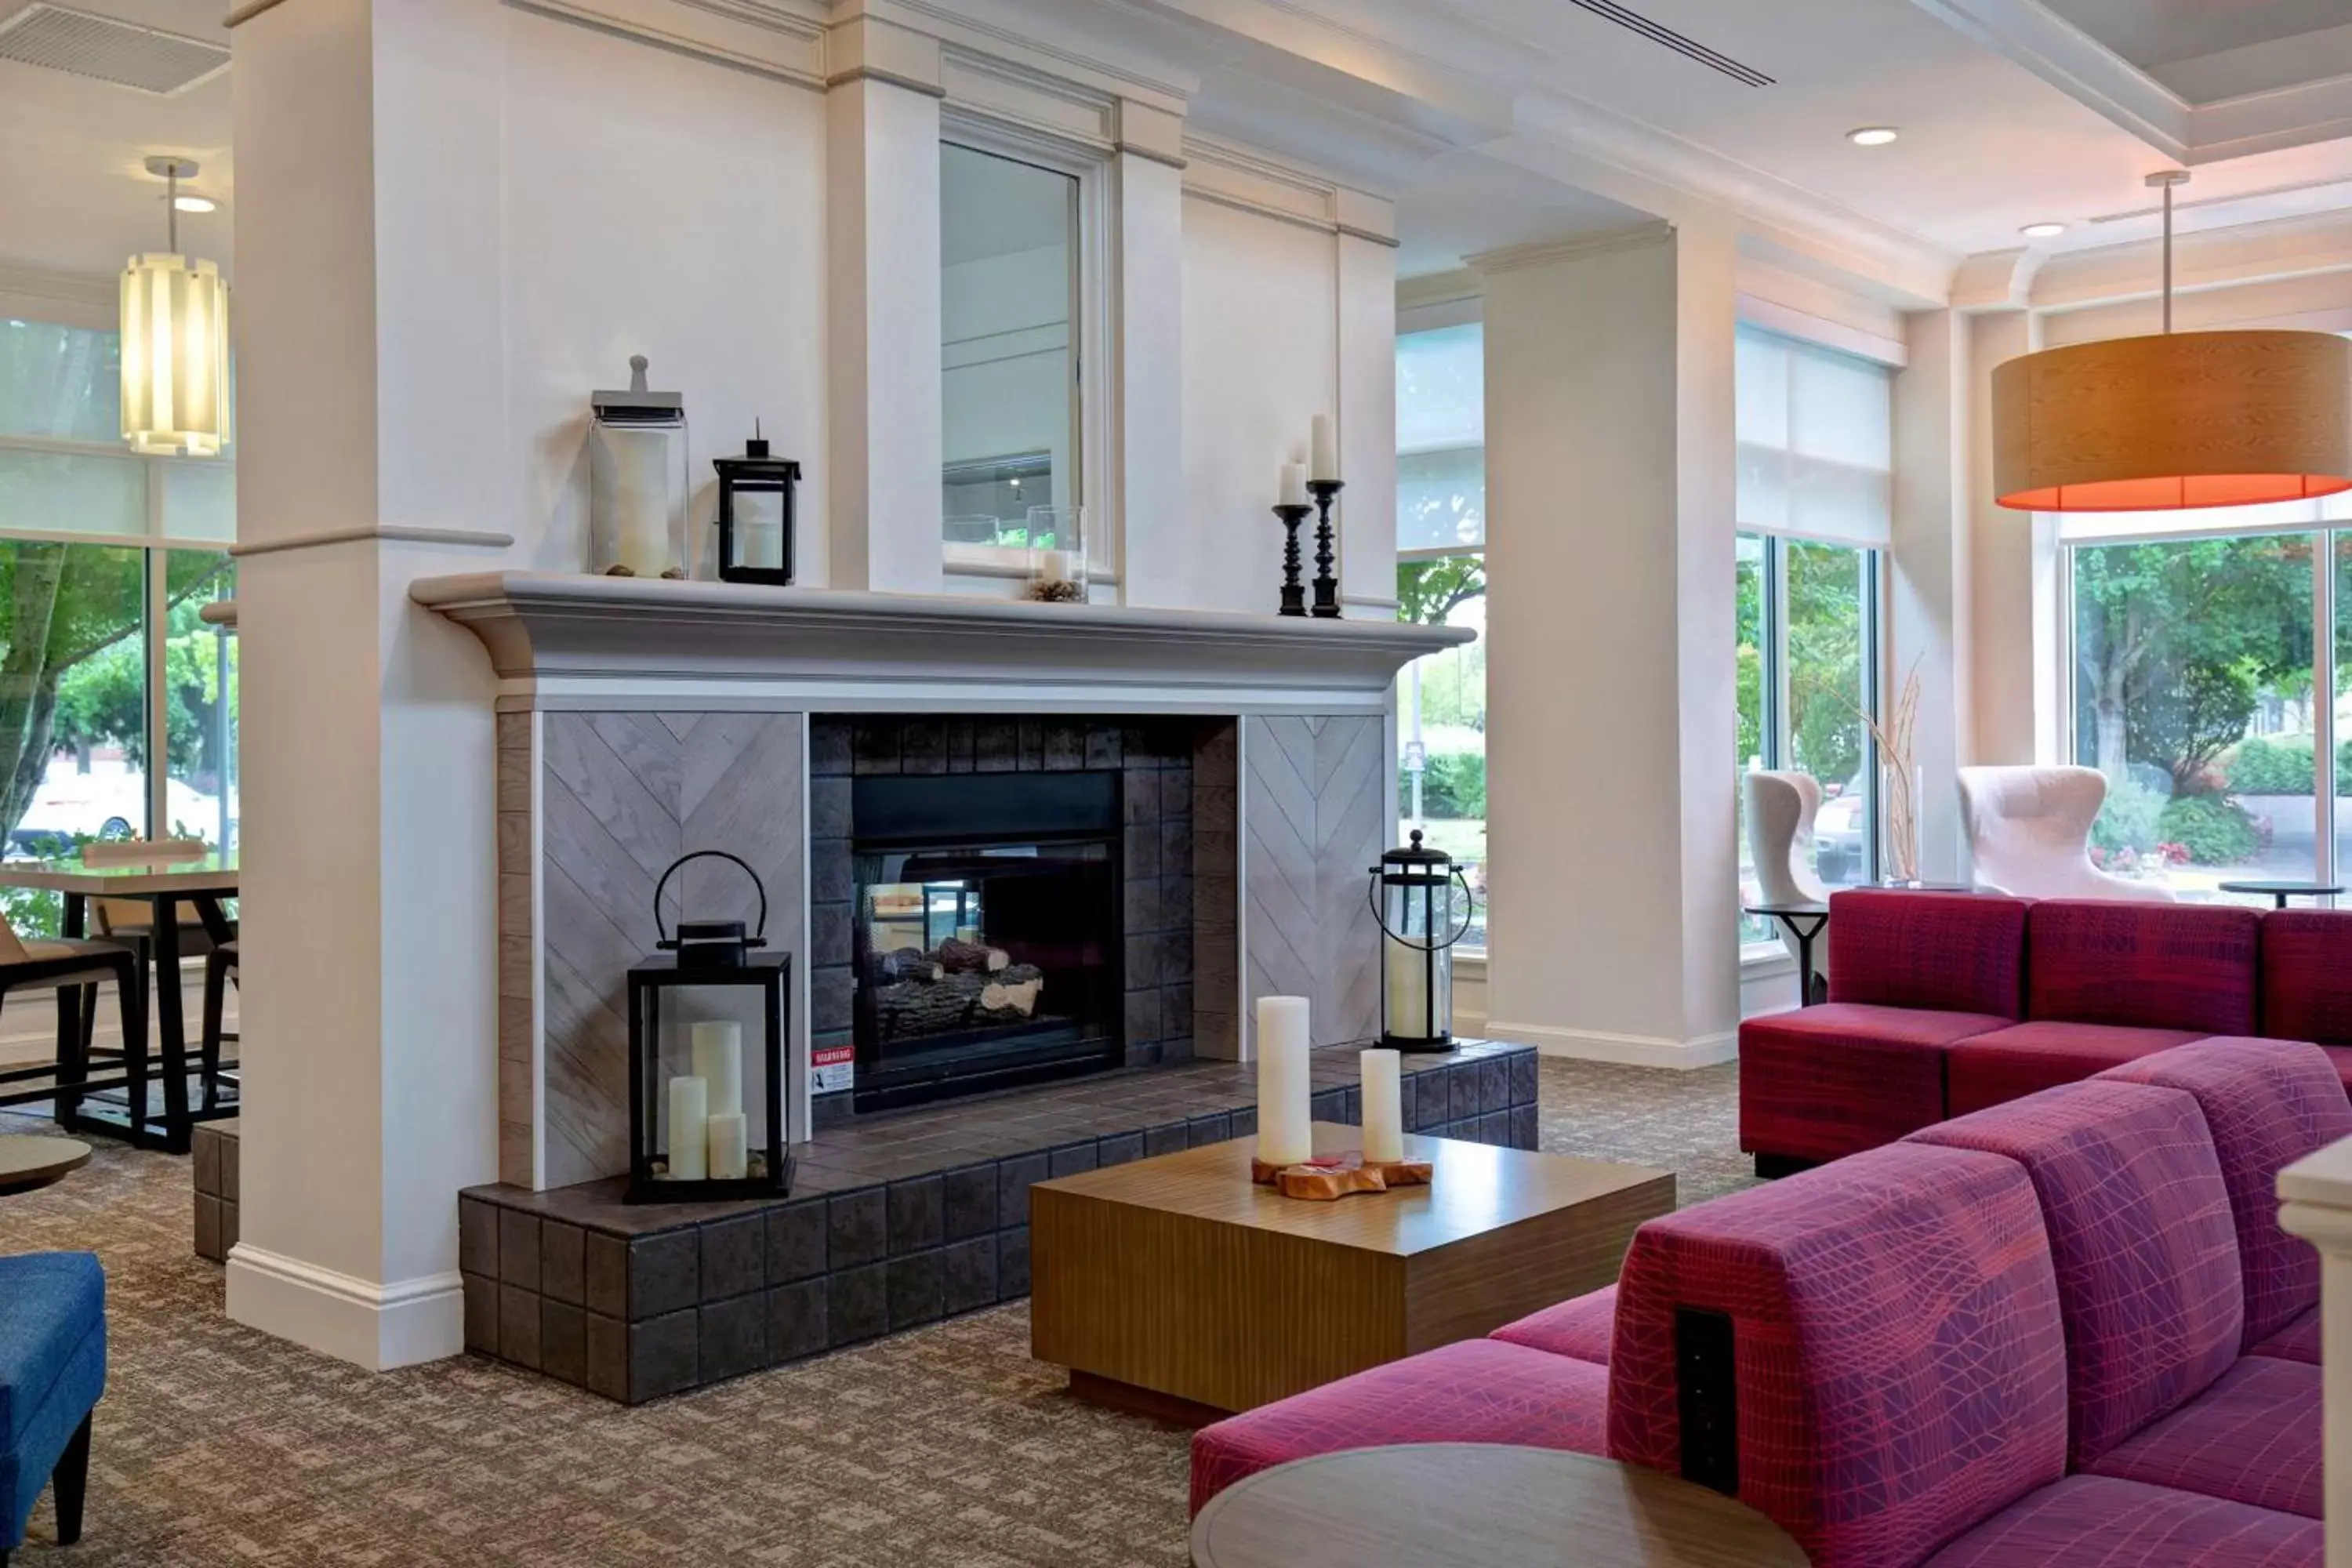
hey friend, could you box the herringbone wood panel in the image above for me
[1243,715,1385,1051]
[539,711,806,1188]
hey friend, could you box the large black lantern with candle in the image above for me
[626,851,793,1202]
[1367,830,1475,1053]
[712,426,800,586]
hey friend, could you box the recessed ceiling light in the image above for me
[1847,126,1899,147]
[172,194,216,213]
[2020,221,2067,238]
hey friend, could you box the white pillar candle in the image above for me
[1279,462,1308,506]
[1256,995,1313,1167]
[1310,414,1339,483]
[1385,933,1432,1043]
[737,491,786,570]
[666,1075,709,1181]
[706,1111,749,1181]
[691,1020,743,1120]
[1361,1048,1404,1163]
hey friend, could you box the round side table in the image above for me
[1191,1444,1807,1568]
[2218,880,2343,909]
[0,1134,92,1195]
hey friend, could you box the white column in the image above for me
[1965,309,2056,765]
[1892,309,1970,880]
[2277,1137,2352,1567]
[824,18,944,593]
[1109,101,1189,608]
[1477,221,1740,1065]
[228,0,503,1369]
[1334,191,1399,620]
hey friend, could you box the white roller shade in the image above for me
[1737,327,1891,546]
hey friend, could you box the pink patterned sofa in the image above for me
[1191,1038,2347,1568]
[1734,891,2352,1172]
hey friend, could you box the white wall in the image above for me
[1179,198,1338,614]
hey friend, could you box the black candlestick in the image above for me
[1306,480,1344,618]
[1272,503,1312,617]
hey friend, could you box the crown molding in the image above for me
[1468,221,1672,276]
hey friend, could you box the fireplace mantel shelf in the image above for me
[412,572,1471,712]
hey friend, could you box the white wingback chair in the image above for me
[1744,770,1831,989]
[1957,764,2176,902]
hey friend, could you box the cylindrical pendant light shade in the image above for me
[1992,329,2352,511]
[121,251,230,457]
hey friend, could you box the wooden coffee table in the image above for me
[1030,1123,1672,1419]
[1191,1444,1807,1568]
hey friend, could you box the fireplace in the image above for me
[850,771,1124,1109]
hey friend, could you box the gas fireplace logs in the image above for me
[872,942,1047,1035]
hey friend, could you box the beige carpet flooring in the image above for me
[0,1058,1746,1566]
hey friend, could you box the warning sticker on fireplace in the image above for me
[812,1041,855,1095]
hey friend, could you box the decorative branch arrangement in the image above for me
[1859,659,1924,885]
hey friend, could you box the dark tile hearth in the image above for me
[459,1038,1538,1402]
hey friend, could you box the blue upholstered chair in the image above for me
[0,1252,104,1566]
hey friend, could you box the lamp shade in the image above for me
[1992,329,2352,511]
[121,250,230,457]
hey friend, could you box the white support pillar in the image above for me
[824,18,945,593]
[2276,1138,2352,1566]
[227,0,503,1369]
[1334,191,1399,620]
[1892,309,1971,881]
[1477,220,1740,1066]
[1109,100,1189,608]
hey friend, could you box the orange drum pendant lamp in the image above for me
[1993,171,2352,512]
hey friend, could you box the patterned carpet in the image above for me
[0,1058,1745,1566]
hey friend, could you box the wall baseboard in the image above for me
[1483,1019,1738,1070]
[226,1245,464,1371]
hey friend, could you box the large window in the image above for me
[0,318,236,936]
[2063,492,2352,903]
[1734,328,1891,950]
[939,142,1083,557]
[1396,321,1486,948]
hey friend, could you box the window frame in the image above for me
[935,114,1114,586]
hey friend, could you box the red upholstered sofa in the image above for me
[1737,890,2352,1172]
[1190,1038,2349,1568]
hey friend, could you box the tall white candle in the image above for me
[1385,932,1432,1043]
[1279,462,1308,506]
[667,1075,709,1181]
[1361,1048,1404,1163]
[691,1020,743,1120]
[1310,414,1339,483]
[706,1112,749,1181]
[1256,995,1313,1166]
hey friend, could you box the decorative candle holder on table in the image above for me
[1272,504,1311,616]
[626,851,793,1203]
[1305,479,1344,619]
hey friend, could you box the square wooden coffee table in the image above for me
[1029,1122,1673,1421]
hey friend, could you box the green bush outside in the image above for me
[2156,793,2263,864]
[1402,753,1486,821]
[2225,735,2352,796]
[2091,775,2167,858]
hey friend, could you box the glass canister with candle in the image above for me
[1369,829,1475,1052]
[589,355,689,579]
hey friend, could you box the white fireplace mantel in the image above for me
[412,573,1470,713]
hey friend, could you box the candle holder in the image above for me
[1272,503,1311,617]
[1306,479,1344,619]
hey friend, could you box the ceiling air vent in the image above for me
[1563,0,1773,87]
[0,3,229,95]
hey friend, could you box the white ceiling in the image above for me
[2041,0,2350,71]
[0,0,230,281]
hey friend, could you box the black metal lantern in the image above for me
[1367,829,1475,1053]
[626,851,793,1202]
[712,426,800,586]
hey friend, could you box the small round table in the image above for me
[2218,880,2343,909]
[0,1134,92,1195]
[1191,1444,1807,1568]
[1744,901,1828,1006]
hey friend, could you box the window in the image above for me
[0,318,236,937]
[1396,321,1486,949]
[939,142,1082,555]
[1734,328,1891,952]
[2062,490,2352,904]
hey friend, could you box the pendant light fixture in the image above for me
[121,155,230,457]
[1992,170,2351,511]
